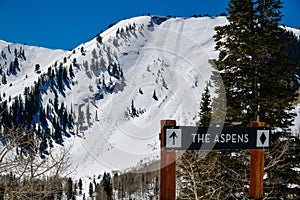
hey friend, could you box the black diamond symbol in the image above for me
[260,132,266,145]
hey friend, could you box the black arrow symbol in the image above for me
[169,131,178,145]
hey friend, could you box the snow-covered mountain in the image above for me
[1,15,299,181]
[61,16,228,177]
[0,39,67,97]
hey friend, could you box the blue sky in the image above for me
[0,0,299,50]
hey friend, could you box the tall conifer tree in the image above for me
[213,0,300,198]
[198,84,212,126]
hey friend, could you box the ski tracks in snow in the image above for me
[173,20,185,65]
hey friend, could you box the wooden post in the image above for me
[249,121,266,199]
[160,120,176,200]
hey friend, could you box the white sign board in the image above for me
[256,130,269,148]
[166,128,182,148]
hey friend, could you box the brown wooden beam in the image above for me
[160,120,176,200]
[249,121,265,199]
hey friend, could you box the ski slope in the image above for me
[58,16,229,178]
[0,40,67,98]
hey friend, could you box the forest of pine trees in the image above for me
[0,59,75,156]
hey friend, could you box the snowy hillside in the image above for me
[0,39,67,97]
[58,16,229,177]
[283,26,300,39]
[1,15,299,183]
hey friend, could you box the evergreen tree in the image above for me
[77,106,85,131]
[63,67,68,81]
[69,64,74,77]
[139,88,143,95]
[2,73,7,84]
[95,110,99,121]
[13,57,19,72]
[78,178,83,195]
[212,0,300,198]
[53,118,62,142]
[96,34,103,44]
[214,0,297,126]
[214,0,257,125]
[35,64,40,72]
[198,84,212,126]
[62,110,68,131]
[131,99,137,117]
[57,65,64,90]
[112,63,118,77]
[66,177,73,200]
[59,102,65,117]
[210,67,227,127]
[54,95,59,112]
[101,172,113,200]
[86,102,91,126]
[89,182,93,198]
[152,89,158,101]
[177,0,300,199]
[92,48,97,58]
[99,57,106,71]
[40,106,47,126]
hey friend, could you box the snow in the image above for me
[282,26,300,39]
[0,39,68,98]
[59,16,230,179]
[292,104,300,134]
[1,16,300,199]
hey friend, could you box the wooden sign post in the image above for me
[249,121,266,199]
[159,120,269,199]
[160,120,176,200]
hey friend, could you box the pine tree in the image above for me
[198,84,212,126]
[86,102,91,126]
[66,177,73,200]
[89,182,93,198]
[35,64,40,72]
[96,34,103,44]
[214,0,297,126]
[112,63,118,77]
[210,67,227,127]
[92,48,97,58]
[214,0,257,125]
[53,95,59,112]
[101,172,113,200]
[254,1,300,197]
[2,73,7,84]
[78,178,83,195]
[212,0,300,198]
[77,106,85,131]
[152,89,158,101]
[13,57,19,72]
[95,110,99,121]
[131,99,137,117]
[69,64,74,78]
[57,65,64,91]
[53,118,62,142]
